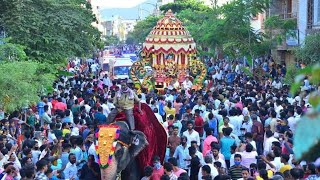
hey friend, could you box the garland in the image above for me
[95,125,120,169]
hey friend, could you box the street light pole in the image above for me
[144,2,159,16]
[139,8,152,19]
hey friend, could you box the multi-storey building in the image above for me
[299,0,320,44]
[267,0,299,63]
[102,16,137,41]
[88,0,104,34]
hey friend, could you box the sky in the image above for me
[95,0,149,9]
[98,0,157,20]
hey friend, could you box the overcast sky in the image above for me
[95,0,148,9]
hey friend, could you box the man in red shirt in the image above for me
[54,97,67,112]
[150,156,164,180]
[51,95,58,114]
[194,109,204,137]
[251,114,264,155]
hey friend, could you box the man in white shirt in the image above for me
[102,73,112,88]
[214,98,221,110]
[107,98,115,110]
[212,70,218,80]
[182,121,200,147]
[83,100,91,114]
[90,63,99,75]
[48,123,58,144]
[182,77,193,90]
[272,147,284,171]
[87,135,99,163]
[274,100,283,118]
[272,79,282,89]
[241,116,252,133]
[287,109,297,133]
[100,99,110,117]
[206,143,227,169]
[153,108,163,124]
[191,141,205,165]
[264,130,279,156]
[228,109,242,137]
[191,99,206,117]
[198,156,219,180]
[63,153,79,180]
[244,133,257,151]
[216,70,222,80]
[165,91,174,103]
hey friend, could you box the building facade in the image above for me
[102,16,137,41]
[267,0,299,63]
[299,0,320,44]
[88,0,104,33]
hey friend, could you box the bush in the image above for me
[295,34,320,65]
[284,64,299,85]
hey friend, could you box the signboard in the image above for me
[286,30,299,46]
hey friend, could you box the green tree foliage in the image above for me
[0,38,27,61]
[218,0,269,57]
[283,64,299,85]
[176,0,269,58]
[160,0,210,14]
[295,33,320,65]
[105,35,120,46]
[129,0,271,58]
[264,15,297,46]
[0,0,102,63]
[0,61,55,112]
[126,16,161,44]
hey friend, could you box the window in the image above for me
[307,0,314,28]
[103,64,109,71]
[114,66,130,76]
[318,0,320,23]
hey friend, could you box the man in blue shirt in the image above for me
[94,106,107,124]
[208,113,219,138]
[37,96,46,117]
[61,143,71,168]
[226,70,235,85]
[220,127,236,168]
[173,136,190,171]
[62,109,73,124]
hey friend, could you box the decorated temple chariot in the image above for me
[130,10,207,92]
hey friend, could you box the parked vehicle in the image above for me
[111,59,133,82]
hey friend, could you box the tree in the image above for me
[217,0,269,58]
[264,15,297,47]
[104,35,120,46]
[132,0,271,59]
[0,61,55,112]
[295,33,320,65]
[126,16,161,45]
[0,38,27,61]
[160,0,210,14]
[0,0,102,64]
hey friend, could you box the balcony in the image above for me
[278,12,297,20]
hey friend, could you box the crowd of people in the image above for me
[0,55,319,180]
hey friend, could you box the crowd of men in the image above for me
[0,55,319,180]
